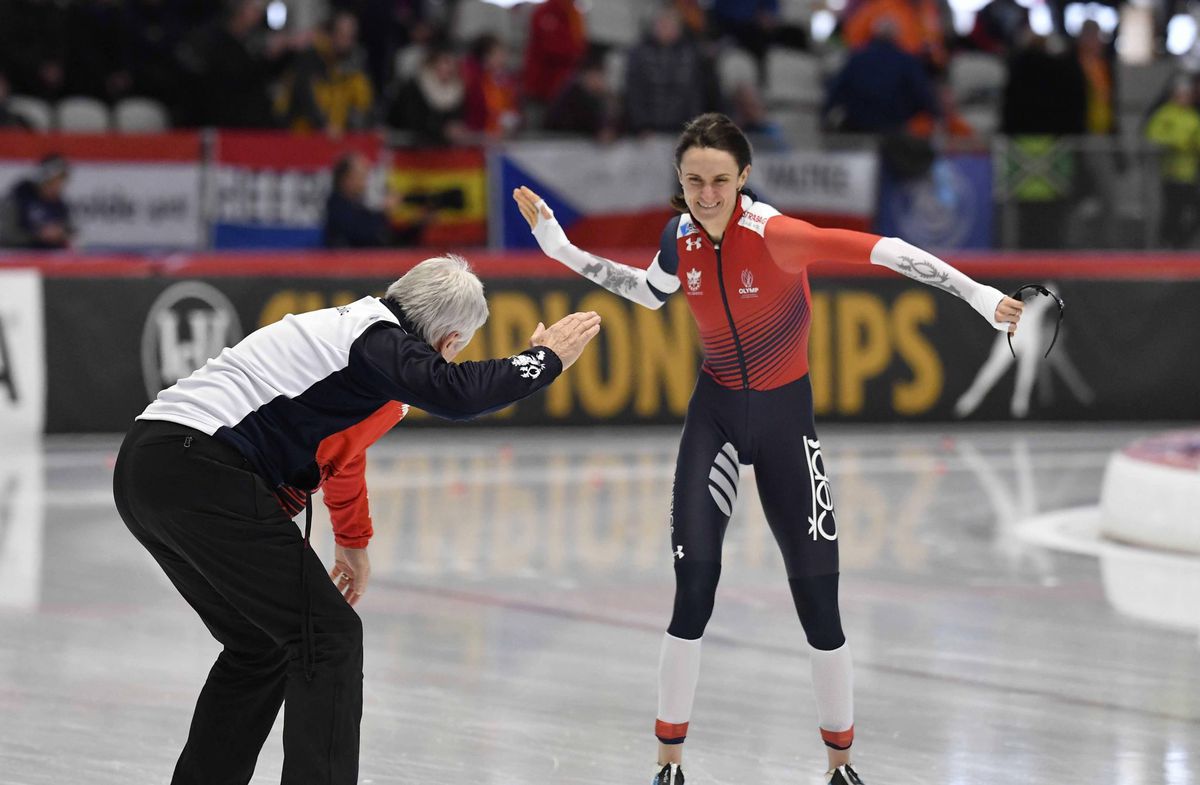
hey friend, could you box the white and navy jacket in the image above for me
[138,295,561,491]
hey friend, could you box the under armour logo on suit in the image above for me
[674,545,685,560]
[685,236,703,251]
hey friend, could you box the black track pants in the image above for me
[113,420,362,785]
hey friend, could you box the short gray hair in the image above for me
[385,255,489,348]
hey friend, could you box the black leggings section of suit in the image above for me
[666,373,845,651]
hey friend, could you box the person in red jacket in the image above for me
[515,113,1024,785]
[521,0,587,105]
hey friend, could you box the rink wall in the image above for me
[1,251,1199,433]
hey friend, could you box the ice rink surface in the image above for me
[1,423,1197,785]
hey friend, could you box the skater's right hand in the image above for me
[530,311,601,371]
[513,186,553,229]
[331,545,370,606]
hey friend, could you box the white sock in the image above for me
[656,633,702,742]
[811,642,854,748]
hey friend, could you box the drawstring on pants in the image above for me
[300,493,315,682]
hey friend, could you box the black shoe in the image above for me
[652,762,684,785]
[826,763,865,784]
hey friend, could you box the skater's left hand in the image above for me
[994,296,1024,334]
[331,545,371,606]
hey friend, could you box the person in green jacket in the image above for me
[1146,74,1200,247]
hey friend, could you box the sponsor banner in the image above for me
[390,147,488,247]
[39,268,1200,431]
[139,280,245,400]
[0,132,204,249]
[0,269,46,435]
[211,131,383,249]
[0,432,44,611]
[497,138,878,249]
[42,277,245,432]
[876,153,993,250]
[748,150,878,221]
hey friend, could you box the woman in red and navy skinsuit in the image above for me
[515,113,1024,785]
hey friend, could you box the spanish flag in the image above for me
[389,148,487,246]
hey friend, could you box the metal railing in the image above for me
[991,135,1168,251]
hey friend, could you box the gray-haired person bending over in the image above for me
[113,255,600,785]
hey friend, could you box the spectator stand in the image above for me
[56,97,110,132]
[7,96,53,131]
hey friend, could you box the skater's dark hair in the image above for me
[670,113,753,212]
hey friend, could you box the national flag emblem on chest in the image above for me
[686,268,702,292]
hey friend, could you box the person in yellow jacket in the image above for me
[278,10,373,135]
[1145,74,1200,248]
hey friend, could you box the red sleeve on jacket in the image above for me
[316,401,407,548]
[763,214,881,273]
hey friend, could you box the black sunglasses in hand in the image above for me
[1007,284,1065,359]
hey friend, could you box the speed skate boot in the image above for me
[652,762,684,785]
[826,763,865,784]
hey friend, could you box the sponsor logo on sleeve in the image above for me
[510,349,547,379]
[738,210,771,236]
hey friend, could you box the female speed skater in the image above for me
[513,113,1024,785]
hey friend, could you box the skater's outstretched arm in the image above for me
[763,215,1024,333]
[514,185,678,310]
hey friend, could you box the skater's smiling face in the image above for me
[677,147,749,242]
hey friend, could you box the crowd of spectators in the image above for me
[0,0,694,141]
[0,0,1131,146]
[0,0,1166,146]
[6,0,1200,251]
[0,0,1193,158]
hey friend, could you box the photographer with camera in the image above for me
[323,151,456,248]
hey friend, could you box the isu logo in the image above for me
[738,268,759,298]
[686,268,702,293]
[685,236,703,252]
[141,281,243,400]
